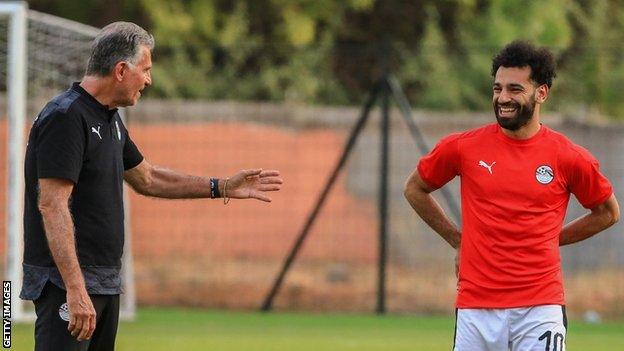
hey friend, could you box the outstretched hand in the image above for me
[225,169,283,202]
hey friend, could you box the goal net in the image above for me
[0,1,136,322]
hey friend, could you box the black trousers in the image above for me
[33,282,119,351]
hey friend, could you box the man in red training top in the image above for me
[404,41,619,350]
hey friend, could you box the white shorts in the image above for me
[453,305,567,351]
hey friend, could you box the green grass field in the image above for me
[10,308,624,350]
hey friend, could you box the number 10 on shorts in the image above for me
[539,331,564,351]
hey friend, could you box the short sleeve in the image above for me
[417,133,461,189]
[122,126,143,170]
[567,149,613,209]
[36,111,85,183]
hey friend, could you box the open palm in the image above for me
[226,169,283,202]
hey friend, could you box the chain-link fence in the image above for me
[124,99,624,318]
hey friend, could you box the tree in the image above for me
[26,0,624,118]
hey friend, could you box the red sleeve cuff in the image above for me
[581,189,613,209]
[417,162,441,190]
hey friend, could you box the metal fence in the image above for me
[122,97,624,318]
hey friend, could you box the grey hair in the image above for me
[85,22,155,77]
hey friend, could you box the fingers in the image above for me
[258,175,282,192]
[68,314,77,334]
[230,169,282,202]
[83,313,96,341]
[77,317,89,341]
[66,289,96,341]
[259,170,280,177]
[75,310,96,341]
[243,169,263,177]
[259,184,281,192]
[70,315,83,338]
[259,177,283,185]
[238,169,281,181]
[71,309,96,341]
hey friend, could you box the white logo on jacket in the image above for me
[91,126,102,140]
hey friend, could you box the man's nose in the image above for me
[497,89,512,103]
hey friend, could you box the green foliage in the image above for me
[555,0,624,118]
[134,0,359,103]
[399,6,462,110]
[27,0,624,118]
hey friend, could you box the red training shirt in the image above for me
[417,123,613,308]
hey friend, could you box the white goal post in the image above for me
[1,1,136,322]
[2,0,28,323]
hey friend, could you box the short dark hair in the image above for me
[85,22,155,77]
[491,41,556,88]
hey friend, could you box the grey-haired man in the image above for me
[22,22,282,350]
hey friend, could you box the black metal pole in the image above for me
[387,75,462,223]
[260,82,381,311]
[377,80,390,314]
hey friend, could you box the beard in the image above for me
[493,97,536,131]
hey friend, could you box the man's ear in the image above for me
[535,84,549,104]
[112,61,129,82]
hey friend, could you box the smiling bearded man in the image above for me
[403,41,619,351]
[493,78,536,131]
